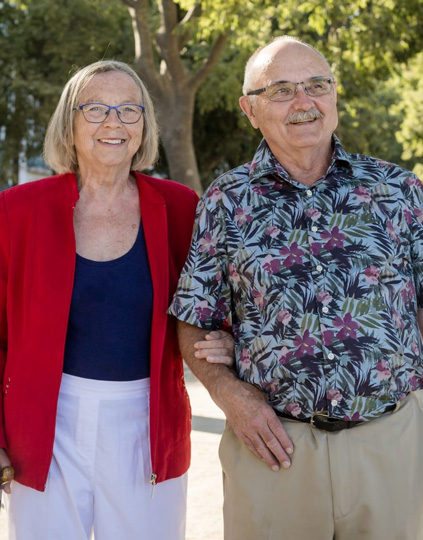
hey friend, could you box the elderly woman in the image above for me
[0,60,233,540]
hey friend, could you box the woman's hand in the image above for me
[0,448,13,495]
[193,329,235,366]
[0,448,13,494]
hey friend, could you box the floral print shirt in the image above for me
[168,137,423,421]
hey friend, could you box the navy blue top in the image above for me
[63,222,153,381]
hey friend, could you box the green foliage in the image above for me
[0,0,134,187]
[0,1,27,185]
[3,0,423,188]
[338,81,405,166]
[393,52,423,173]
[193,0,423,185]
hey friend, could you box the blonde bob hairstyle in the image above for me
[43,60,159,173]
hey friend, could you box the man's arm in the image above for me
[418,310,423,340]
[178,320,294,470]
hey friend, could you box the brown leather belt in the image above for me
[276,405,396,432]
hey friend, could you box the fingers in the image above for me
[194,346,233,364]
[194,330,235,365]
[235,417,293,471]
[194,334,233,350]
[0,448,11,469]
[240,433,283,470]
[220,385,294,471]
[263,418,294,469]
[204,330,232,341]
[0,449,13,494]
[204,356,233,365]
[211,374,294,471]
[194,343,233,354]
[2,481,11,495]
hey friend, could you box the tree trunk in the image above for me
[12,155,19,186]
[122,0,229,195]
[160,120,202,193]
[155,88,203,193]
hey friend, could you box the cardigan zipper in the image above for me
[44,202,78,489]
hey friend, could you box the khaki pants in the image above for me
[219,391,423,540]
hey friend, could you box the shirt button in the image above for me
[311,226,318,232]
[316,265,323,272]
[322,306,329,313]
[306,190,313,196]
[331,399,338,406]
[328,353,335,360]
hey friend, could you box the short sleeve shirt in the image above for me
[168,136,423,421]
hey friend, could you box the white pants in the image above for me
[6,374,187,540]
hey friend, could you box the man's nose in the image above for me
[292,84,314,108]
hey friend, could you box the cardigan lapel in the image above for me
[136,174,169,378]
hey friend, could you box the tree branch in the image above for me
[155,0,187,84]
[120,0,137,9]
[177,3,202,51]
[191,31,230,90]
[178,3,202,28]
[121,0,163,97]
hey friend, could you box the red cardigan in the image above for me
[0,172,198,491]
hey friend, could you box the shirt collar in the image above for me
[248,134,353,185]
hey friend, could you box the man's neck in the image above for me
[270,142,333,187]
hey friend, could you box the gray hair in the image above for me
[242,36,333,95]
[43,60,159,173]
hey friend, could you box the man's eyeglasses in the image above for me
[73,103,145,124]
[247,77,335,102]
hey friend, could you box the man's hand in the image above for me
[177,320,294,471]
[217,377,293,470]
[0,448,12,494]
[193,329,235,366]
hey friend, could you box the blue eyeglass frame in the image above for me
[72,102,145,123]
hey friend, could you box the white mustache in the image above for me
[285,109,323,124]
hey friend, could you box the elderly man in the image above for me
[168,36,423,540]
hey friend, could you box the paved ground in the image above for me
[0,368,225,539]
[185,368,225,540]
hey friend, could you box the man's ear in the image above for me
[239,95,259,129]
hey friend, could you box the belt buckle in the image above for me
[310,410,328,429]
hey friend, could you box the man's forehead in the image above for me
[252,42,330,83]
